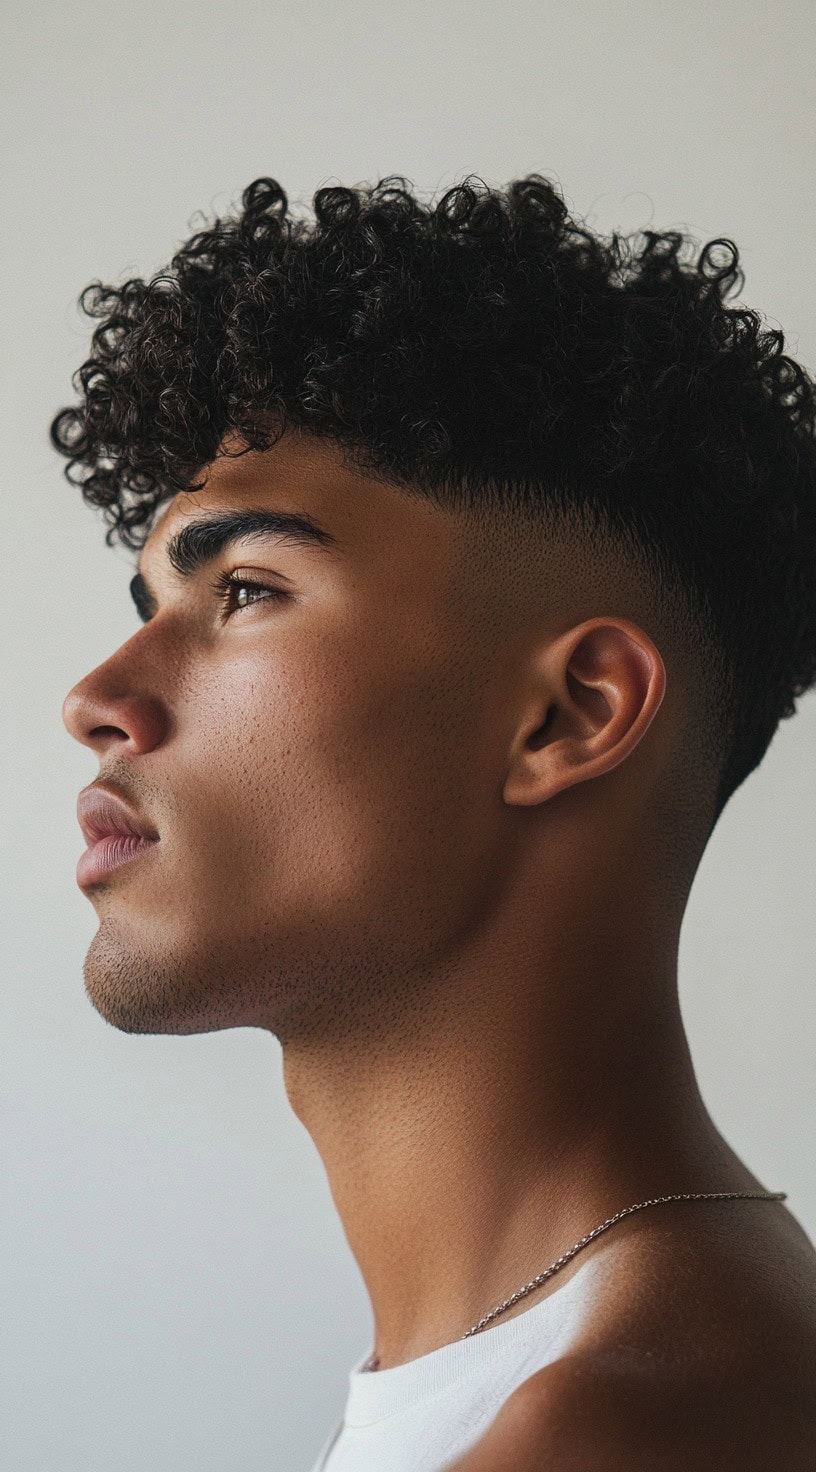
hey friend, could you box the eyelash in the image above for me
[210,569,290,619]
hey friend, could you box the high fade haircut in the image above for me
[50,172,816,833]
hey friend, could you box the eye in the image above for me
[211,570,290,619]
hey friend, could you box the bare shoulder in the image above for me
[446,1345,816,1470]
[447,1203,816,1471]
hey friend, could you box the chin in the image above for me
[81,925,242,1037]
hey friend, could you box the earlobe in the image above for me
[502,618,667,809]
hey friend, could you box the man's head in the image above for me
[55,173,816,1041]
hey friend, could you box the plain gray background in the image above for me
[2,3,815,1468]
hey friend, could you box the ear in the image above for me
[503,617,667,808]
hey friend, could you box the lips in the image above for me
[76,785,160,888]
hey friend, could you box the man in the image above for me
[55,173,816,1469]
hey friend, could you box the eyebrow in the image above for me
[129,507,339,622]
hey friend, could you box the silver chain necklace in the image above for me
[362,1188,787,1371]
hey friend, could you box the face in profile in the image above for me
[63,432,517,1043]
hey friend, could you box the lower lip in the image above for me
[76,834,159,888]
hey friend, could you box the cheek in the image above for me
[169,638,493,951]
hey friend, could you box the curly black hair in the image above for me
[51,172,816,828]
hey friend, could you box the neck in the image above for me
[281,912,755,1369]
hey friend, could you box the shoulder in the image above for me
[445,1214,816,1472]
[448,1203,816,1470]
[445,1348,816,1471]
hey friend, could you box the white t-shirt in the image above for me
[308,1252,604,1472]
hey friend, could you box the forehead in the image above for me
[141,430,460,582]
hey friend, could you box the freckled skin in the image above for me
[63,428,816,1467]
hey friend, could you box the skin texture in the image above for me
[448,1208,816,1469]
[63,429,816,1466]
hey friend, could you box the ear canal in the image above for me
[526,707,555,752]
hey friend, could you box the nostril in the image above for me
[62,684,168,754]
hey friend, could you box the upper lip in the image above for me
[77,785,160,846]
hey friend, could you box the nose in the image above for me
[62,662,169,756]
